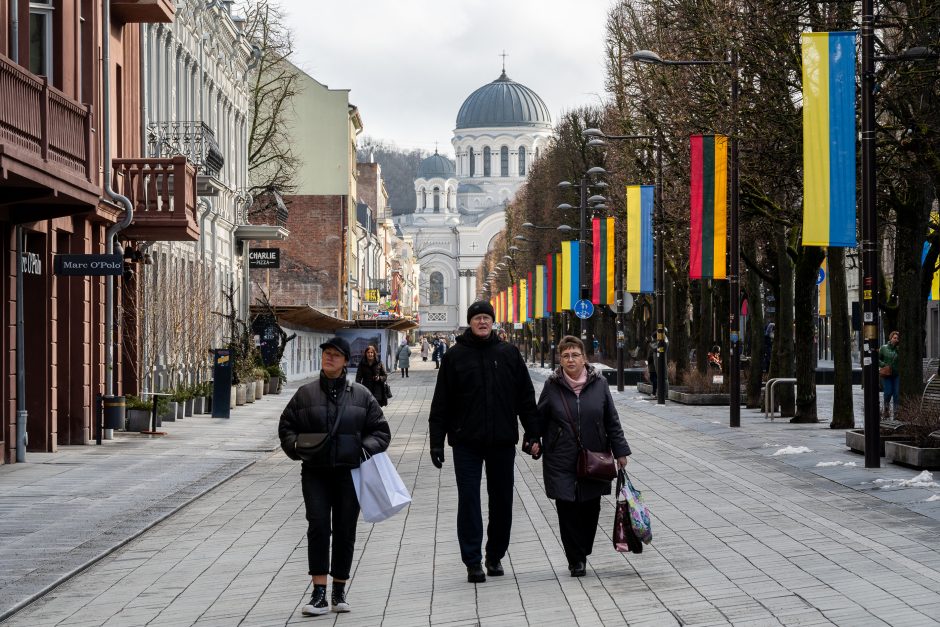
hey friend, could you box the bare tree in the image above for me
[240,0,300,197]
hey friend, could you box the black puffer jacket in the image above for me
[537,366,631,502]
[355,359,388,406]
[278,376,390,468]
[429,329,539,448]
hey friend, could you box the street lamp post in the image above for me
[523,222,573,371]
[583,129,665,401]
[631,48,740,425]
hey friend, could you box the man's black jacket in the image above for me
[429,329,539,449]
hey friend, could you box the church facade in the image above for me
[397,69,553,333]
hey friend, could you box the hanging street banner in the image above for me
[248,248,281,268]
[53,254,123,276]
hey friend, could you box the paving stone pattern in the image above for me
[3,355,940,626]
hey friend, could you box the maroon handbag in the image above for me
[555,385,617,482]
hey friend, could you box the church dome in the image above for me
[417,152,456,179]
[456,71,552,130]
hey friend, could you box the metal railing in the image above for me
[146,120,224,177]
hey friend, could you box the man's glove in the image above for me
[430,448,445,469]
[522,437,542,460]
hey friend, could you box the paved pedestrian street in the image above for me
[3,357,940,626]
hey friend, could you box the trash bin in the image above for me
[103,395,126,430]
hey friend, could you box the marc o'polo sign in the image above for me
[249,248,280,268]
[53,254,124,276]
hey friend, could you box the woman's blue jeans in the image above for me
[882,374,900,415]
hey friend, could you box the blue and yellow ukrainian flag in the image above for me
[801,31,857,247]
[626,185,654,293]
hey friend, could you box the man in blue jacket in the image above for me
[429,301,540,583]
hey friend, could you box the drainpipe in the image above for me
[103,0,134,437]
[12,0,26,462]
[10,0,18,62]
[199,198,213,261]
[140,23,149,152]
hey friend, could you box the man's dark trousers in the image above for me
[452,443,516,566]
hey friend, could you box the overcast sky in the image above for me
[278,0,614,157]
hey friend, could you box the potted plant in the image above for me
[192,382,208,415]
[267,364,285,394]
[160,393,177,423]
[253,367,267,398]
[884,401,940,469]
[172,386,192,419]
[125,395,153,432]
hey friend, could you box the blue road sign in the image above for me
[574,299,594,319]
[817,268,826,285]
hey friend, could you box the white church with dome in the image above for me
[396,67,553,333]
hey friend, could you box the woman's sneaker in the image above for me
[301,584,329,616]
[331,582,350,613]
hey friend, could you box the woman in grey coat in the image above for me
[396,339,411,377]
[536,335,631,577]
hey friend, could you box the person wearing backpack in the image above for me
[278,337,391,616]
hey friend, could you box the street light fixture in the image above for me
[631,47,740,425]
[583,127,662,399]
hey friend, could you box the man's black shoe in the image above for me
[467,563,486,583]
[569,561,586,577]
[485,557,504,576]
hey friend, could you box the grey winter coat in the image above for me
[536,366,631,502]
[396,344,411,369]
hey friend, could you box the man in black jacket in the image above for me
[429,301,540,583]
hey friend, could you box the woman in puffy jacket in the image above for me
[278,336,390,617]
[355,345,388,406]
[536,335,630,578]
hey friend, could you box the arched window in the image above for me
[429,272,444,305]
[419,187,426,210]
[483,146,491,177]
[469,147,475,177]
[535,147,541,161]
[518,146,526,176]
[500,146,509,177]
[433,187,441,212]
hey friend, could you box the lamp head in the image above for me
[558,181,572,190]
[587,166,607,176]
[630,49,665,64]
[557,203,574,211]
[557,225,574,234]
[586,138,607,148]
[582,128,605,138]
[522,222,535,228]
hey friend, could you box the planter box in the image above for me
[184,398,194,417]
[161,401,177,422]
[246,382,255,403]
[176,401,185,420]
[885,441,940,470]
[845,429,913,457]
[270,376,281,394]
[255,380,264,398]
[235,384,246,406]
[193,396,205,415]
[126,409,152,432]
[637,382,653,395]
[668,389,746,406]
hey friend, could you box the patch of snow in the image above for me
[926,495,940,502]
[872,471,940,490]
[772,446,813,456]
[815,461,859,468]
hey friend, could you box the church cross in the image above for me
[500,50,508,73]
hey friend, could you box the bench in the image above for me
[920,374,940,419]
[924,358,940,384]
[764,377,797,421]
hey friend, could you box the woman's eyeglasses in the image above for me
[561,353,583,360]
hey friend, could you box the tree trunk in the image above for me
[828,247,855,428]
[772,223,796,416]
[792,246,824,422]
[670,274,690,382]
[744,240,765,408]
[894,188,931,402]
[696,281,712,374]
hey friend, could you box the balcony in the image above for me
[147,121,225,196]
[113,156,200,241]
[110,0,175,24]
[0,54,98,215]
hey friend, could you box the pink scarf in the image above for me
[562,368,588,397]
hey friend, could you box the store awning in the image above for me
[251,305,418,334]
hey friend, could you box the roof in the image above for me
[255,305,418,333]
[457,182,483,193]
[417,151,456,180]
[456,71,552,130]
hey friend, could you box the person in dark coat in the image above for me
[537,335,631,577]
[279,337,391,616]
[431,336,445,368]
[646,336,658,396]
[355,344,388,406]
[429,301,541,583]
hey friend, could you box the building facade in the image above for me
[397,68,553,333]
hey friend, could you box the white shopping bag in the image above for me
[350,452,412,523]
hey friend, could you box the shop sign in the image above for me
[248,248,280,268]
[21,252,42,275]
[53,254,123,276]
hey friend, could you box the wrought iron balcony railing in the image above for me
[146,121,224,178]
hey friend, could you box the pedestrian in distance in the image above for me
[354,345,388,407]
[421,336,430,362]
[536,335,631,577]
[278,337,391,616]
[432,336,444,369]
[879,330,900,418]
[646,335,658,397]
[429,301,541,583]
[396,338,411,378]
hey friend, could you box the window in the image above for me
[29,1,54,78]
[430,272,445,305]
[518,146,526,176]
[483,147,491,177]
[433,187,441,212]
[500,146,509,177]
[469,147,475,177]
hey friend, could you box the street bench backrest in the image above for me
[922,358,939,383]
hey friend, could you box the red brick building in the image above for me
[1,1,199,463]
